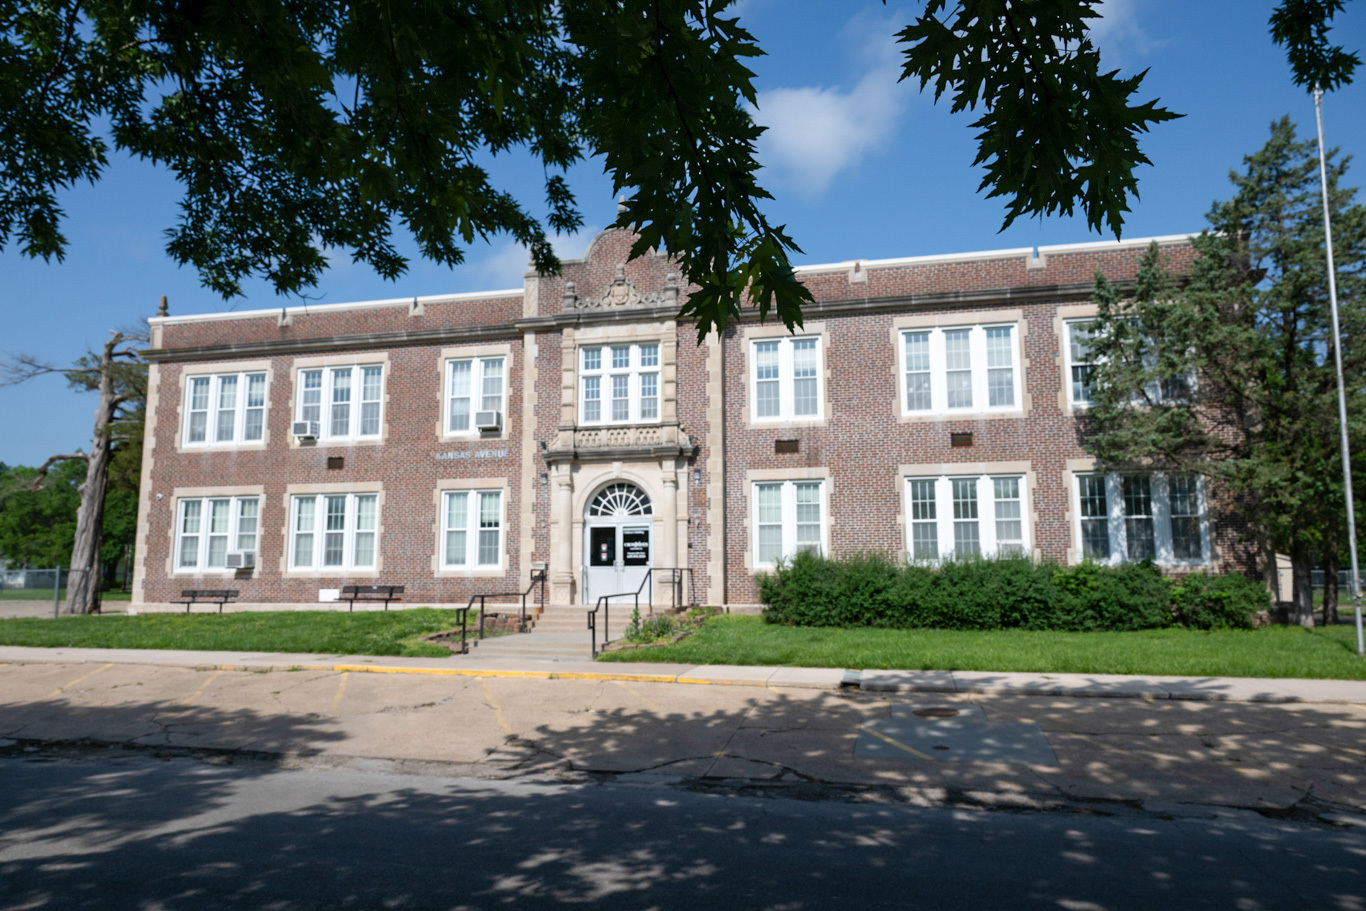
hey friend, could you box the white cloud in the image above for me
[1088,0,1160,68]
[749,13,908,199]
[473,225,602,288]
[476,241,533,288]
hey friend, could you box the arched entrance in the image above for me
[583,482,652,603]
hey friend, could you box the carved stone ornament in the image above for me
[544,422,692,464]
[572,265,678,310]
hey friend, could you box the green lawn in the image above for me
[0,608,480,658]
[598,615,1366,680]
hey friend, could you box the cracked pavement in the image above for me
[2,659,1365,825]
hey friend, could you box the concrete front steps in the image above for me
[467,603,648,661]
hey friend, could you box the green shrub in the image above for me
[760,550,900,627]
[1171,571,1266,629]
[1053,560,1174,631]
[623,609,679,643]
[758,552,1257,633]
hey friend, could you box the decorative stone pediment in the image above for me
[564,265,678,311]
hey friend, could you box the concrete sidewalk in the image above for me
[1,644,1363,704]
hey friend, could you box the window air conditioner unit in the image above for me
[292,420,319,440]
[474,410,503,432]
[226,551,256,569]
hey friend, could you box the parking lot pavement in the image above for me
[2,658,1364,820]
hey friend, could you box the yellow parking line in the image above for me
[857,724,938,761]
[180,669,224,704]
[50,663,113,698]
[478,678,514,737]
[613,679,663,713]
[330,672,350,717]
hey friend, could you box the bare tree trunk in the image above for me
[63,336,121,616]
[1290,541,1316,627]
[1323,540,1340,627]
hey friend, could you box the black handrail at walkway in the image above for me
[588,568,692,658]
[462,569,548,652]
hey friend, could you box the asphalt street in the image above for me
[1,749,1363,911]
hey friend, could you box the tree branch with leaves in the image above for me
[3,1,1358,340]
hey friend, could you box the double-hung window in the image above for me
[289,493,379,571]
[441,490,504,568]
[1065,320,1100,407]
[579,343,660,425]
[904,475,1028,561]
[753,480,825,567]
[175,496,260,570]
[1064,319,1193,407]
[296,365,384,441]
[751,336,821,422]
[446,357,506,434]
[184,372,266,446]
[899,324,1021,415]
[1073,473,1209,564]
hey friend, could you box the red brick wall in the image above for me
[142,339,527,605]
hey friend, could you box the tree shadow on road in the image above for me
[2,738,1364,911]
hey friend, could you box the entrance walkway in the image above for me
[472,604,600,661]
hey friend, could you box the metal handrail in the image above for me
[444,606,470,654]
[588,567,694,658]
[464,569,548,648]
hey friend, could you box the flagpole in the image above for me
[1314,86,1364,656]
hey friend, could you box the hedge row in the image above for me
[758,552,1268,631]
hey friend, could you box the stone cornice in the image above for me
[140,323,520,364]
[143,279,1134,363]
[514,279,1131,333]
[787,279,1130,321]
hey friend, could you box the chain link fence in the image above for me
[0,568,95,617]
[1312,569,1354,590]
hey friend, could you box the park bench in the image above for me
[174,589,239,614]
[340,584,404,611]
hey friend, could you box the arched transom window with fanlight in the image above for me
[588,483,652,518]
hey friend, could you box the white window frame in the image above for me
[182,372,267,447]
[898,323,1022,416]
[296,365,385,442]
[1072,472,1211,566]
[440,489,505,569]
[1063,319,1101,408]
[1063,318,1196,409]
[902,475,1030,562]
[751,479,827,569]
[578,342,661,426]
[749,335,823,423]
[444,356,506,436]
[174,496,260,572]
[288,492,380,572]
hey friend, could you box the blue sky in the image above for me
[2,0,1363,467]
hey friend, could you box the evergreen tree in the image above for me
[1085,117,1365,626]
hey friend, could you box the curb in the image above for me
[319,664,687,685]
[223,662,842,689]
[4,649,1363,704]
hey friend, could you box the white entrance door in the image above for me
[582,483,653,604]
